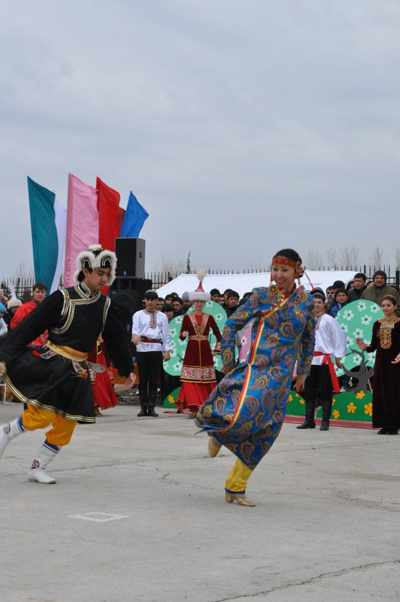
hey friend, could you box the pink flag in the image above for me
[64,174,99,287]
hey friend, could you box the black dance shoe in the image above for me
[377,428,387,435]
[320,420,330,431]
[386,430,398,435]
[296,422,316,429]
[147,408,159,417]
[137,409,148,417]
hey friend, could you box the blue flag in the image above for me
[120,191,149,237]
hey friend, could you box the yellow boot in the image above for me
[225,458,255,507]
[208,436,222,458]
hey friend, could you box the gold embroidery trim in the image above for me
[47,341,88,361]
[378,317,400,350]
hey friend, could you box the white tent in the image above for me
[156,271,356,298]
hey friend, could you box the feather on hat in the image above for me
[189,269,210,301]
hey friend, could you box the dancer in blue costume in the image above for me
[195,249,316,506]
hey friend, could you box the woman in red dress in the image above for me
[176,274,221,417]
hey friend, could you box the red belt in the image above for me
[314,352,340,393]
[140,337,162,344]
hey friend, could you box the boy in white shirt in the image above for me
[297,293,346,431]
[132,290,171,417]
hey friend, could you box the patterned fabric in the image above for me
[143,309,159,329]
[366,319,400,429]
[176,312,222,413]
[180,365,217,381]
[378,317,400,350]
[196,285,316,469]
[132,310,171,352]
[178,312,221,384]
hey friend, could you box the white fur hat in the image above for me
[73,244,117,285]
[7,298,22,310]
[189,269,210,302]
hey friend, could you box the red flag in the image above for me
[118,207,126,235]
[96,177,120,251]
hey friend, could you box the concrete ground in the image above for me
[0,400,399,602]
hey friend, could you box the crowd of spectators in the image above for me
[312,271,400,318]
[153,270,400,327]
[154,270,399,396]
[155,287,253,321]
[1,271,398,339]
[310,270,400,393]
[1,270,399,409]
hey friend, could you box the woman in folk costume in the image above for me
[176,270,221,417]
[195,249,316,506]
[356,295,400,434]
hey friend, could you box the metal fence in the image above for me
[2,267,399,301]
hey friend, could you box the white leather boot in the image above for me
[0,417,26,459]
[28,441,60,484]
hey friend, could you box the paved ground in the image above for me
[0,400,399,602]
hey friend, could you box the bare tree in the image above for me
[186,251,192,274]
[15,262,35,279]
[340,246,361,269]
[152,253,188,276]
[304,250,323,270]
[395,248,400,270]
[368,247,384,269]
[326,248,339,269]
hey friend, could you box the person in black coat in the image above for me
[0,246,135,484]
[356,295,400,434]
[347,273,367,302]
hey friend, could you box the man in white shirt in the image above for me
[132,290,171,417]
[297,293,346,431]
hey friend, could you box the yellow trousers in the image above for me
[225,458,253,493]
[22,405,77,447]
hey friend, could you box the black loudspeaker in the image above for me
[115,238,146,278]
[109,277,152,315]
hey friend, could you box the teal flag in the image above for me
[27,177,59,292]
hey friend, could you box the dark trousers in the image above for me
[136,351,162,409]
[305,365,333,422]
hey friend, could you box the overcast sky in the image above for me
[1,0,399,279]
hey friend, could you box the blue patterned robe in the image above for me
[195,285,316,469]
